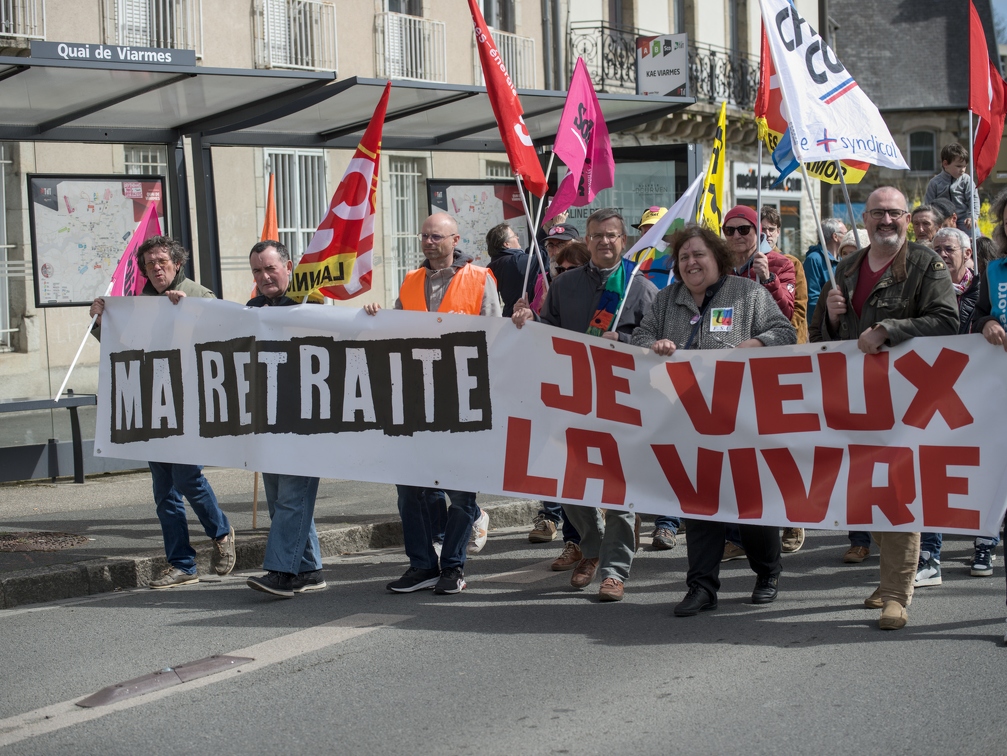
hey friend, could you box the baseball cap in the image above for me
[546,224,580,241]
[634,206,668,229]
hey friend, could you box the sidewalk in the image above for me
[0,468,540,609]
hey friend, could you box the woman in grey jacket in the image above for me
[631,226,796,617]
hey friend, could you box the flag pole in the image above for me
[969,109,980,255]
[835,160,862,249]
[799,162,837,289]
[520,150,556,301]
[756,141,764,245]
[53,279,114,402]
[517,174,550,299]
[534,150,557,232]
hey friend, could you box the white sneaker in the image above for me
[914,552,942,587]
[432,541,443,558]
[467,508,489,554]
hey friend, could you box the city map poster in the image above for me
[28,174,167,307]
[428,180,530,267]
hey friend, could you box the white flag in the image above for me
[622,173,706,261]
[758,0,908,171]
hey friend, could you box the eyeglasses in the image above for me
[723,225,754,237]
[418,233,455,243]
[555,265,577,275]
[144,257,173,271]
[867,208,908,220]
[587,233,624,242]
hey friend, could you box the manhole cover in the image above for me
[0,531,90,552]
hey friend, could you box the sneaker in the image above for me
[387,567,440,593]
[551,541,583,571]
[528,514,558,543]
[914,552,942,587]
[211,525,236,576]
[879,600,908,631]
[570,557,599,589]
[434,566,466,594]
[247,571,295,598]
[467,508,489,554]
[722,542,746,562]
[971,542,996,576]
[432,541,443,558]
[651,527,677,550]
[292,569,327,594]
[598,577,625,602]
[149,567,199,589]
[843,545,870,563]
[781,528,805,553]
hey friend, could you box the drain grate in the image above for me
[0,531,90,552]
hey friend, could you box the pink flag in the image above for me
[109,202,161,296]
[544,57,615,223]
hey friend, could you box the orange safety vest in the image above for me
[399,264,491,315]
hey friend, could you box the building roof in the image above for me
[829,0,1000,111]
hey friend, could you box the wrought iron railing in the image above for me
[102,0,201,57]
[474,28,536,89]
[0,0,45,43]
[254,0,337,72]
[568,22,760,110]
[375,11,446,83]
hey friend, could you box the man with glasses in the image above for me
[365,212,500,596]
[809,187,958,631]
[88,236,236,589]
[512,208,657,602]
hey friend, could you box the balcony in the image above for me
[474,28,536,89]
[568,21,760,111]
[0,0,46,47]
[375,12,446,83]
[254,0,337,72]
[102,0,202,58]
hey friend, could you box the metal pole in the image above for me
[800,162,837,289]
[515,174,550,298]
[970,109,979,255]
[756,140,764,245]
[835,160,862,249]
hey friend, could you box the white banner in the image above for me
[759,0,909,171]
[96,297,1007,536]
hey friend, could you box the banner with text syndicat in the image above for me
[95,297,1007,536]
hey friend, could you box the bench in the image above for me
[0,391,98,484]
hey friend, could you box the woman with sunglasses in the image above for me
[631,226,796,617]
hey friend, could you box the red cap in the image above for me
[723,205,759,228]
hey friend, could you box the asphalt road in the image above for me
[0,526,1004,755]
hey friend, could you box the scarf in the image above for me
[586,261,629,337]
[952,266,973,299]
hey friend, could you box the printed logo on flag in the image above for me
[710,307,734,332]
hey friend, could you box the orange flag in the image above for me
[261,173,278,241]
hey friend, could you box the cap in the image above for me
[723,205,759,228]
[546,224,580,241]
[634,206,668,229]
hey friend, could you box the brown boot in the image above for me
[879,600,908,630]
[550,542,582,571]
[570,557,599,589]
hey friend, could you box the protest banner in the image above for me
[95,297,1007,537]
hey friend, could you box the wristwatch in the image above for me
[761,272,776,285]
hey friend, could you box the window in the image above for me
[482,0,514,32]
[103,0,202,56]
[387,156,427,291]
[673,0,685,34]
[909,131,937,173]
[0,0,45,43]
[386,0,421,14]
[0,144,11,350]
[255,0,338,72]
[484,160,512,179]
[607,0,633,29]
[265,149,327,261]
[124,145,167,176]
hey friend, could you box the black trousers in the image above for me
[684,519,781,598]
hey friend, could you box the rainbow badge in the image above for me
[710,307,733,332]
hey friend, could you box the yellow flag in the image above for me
[697,101,727,235]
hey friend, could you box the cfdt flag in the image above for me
[754,24,868,185]
[970,0,1007,185]
[697,102,727,234]
[287,82,391,302]
[758,0,908,170]
[468,0,548,196]
[543,58,615,223]
[110,201,160,296]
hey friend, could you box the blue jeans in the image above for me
[262,473,321,574]
[426,489,448,543]
[149,462,230,574]
[849,531,871,548]
[539,501,581,544]
[397,485,478,571]
[921,532,1001,562]
[654,515,681,535]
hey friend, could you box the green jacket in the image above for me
[808,241,958,345]
[92,269,214,341]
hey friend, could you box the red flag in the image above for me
[110,201,160,297]
[467,0,548,196]
[970,0,1007,185]
[286,82,391,301]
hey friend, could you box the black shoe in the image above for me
[673,586,717,617]
[387,567,440,593]
[247,571,295,598]
[434,566,467,595]
[751,574,779,604]
[292,569,327,594]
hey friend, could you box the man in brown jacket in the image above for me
[809,187,958,631]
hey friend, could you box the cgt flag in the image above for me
[543,57,615,223]
[110,201,161,297]
[759,0,908,171]
[468,0,548,196]
[969,0,1007,186]
[287,82,391,302]
[697,101,727,234]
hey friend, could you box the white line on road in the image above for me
[0,613,411,749]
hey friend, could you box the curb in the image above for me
[0,498,541,610]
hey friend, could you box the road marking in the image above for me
[480,559,559,583]
[0,613,411,748]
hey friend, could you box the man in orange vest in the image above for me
[364,212,500,595]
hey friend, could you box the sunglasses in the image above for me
[555,265,577,275]
[723,225,754,237]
